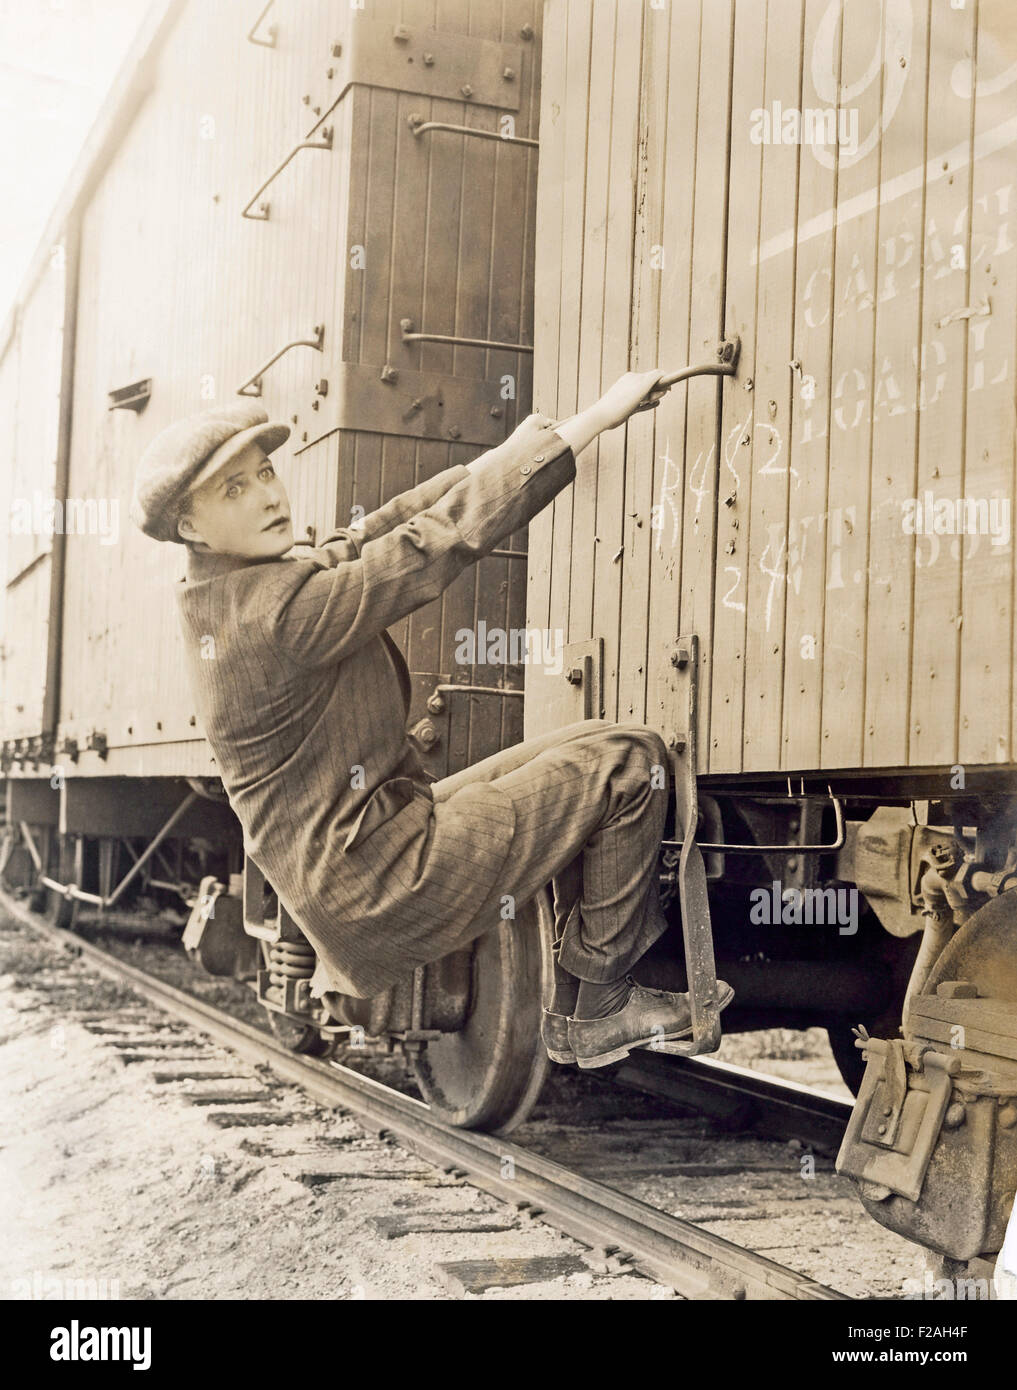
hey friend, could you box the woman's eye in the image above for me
[226,485,241,498]
[260,465,275,479]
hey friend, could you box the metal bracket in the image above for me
[327,17,523,112]
[241,127,333,220]
[241,853,306,944]
[107,378,152,412]
[293,360,512,450]
[836,1039,959,1201]
[407,113,538,147]
[236,324,324,397]
[561,641,604,721]
[658,634,723,1057]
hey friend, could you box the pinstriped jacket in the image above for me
[175,416,575,997]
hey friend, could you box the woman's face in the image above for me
[177,442,294,558]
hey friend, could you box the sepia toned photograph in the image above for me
[0,0,1014,1360]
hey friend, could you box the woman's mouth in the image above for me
[263,516,290,532]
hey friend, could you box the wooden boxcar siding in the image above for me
[326,0,541,771]
[529,0,1017,776]
[52,0,542,779]
[0,245,65,740]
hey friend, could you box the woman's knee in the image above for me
[614,722,669,768]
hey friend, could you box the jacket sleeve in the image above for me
[315,463,472,560]
[252,417,575,670]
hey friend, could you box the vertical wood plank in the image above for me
[780,0,842,770]
[740,0,805,773]
[892,0,975,768]
[643,0,701,741]
[958,0,1017,766]
[709,0,767,772]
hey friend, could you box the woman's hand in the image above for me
[595,370,671,430]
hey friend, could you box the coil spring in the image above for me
[268,938,315,989]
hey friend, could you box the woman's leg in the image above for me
[435,722,673,992]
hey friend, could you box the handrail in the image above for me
[246,0,277,47]
[658,337,741,389]
[660,787,846,854]
[399,318,533,353]
[408,114,538,148]
[547,338,742,426]
[241,127,333,219]
[236,324,325,397]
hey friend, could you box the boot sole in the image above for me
[574,1024,692,1070]
[545,1047,576,1065]
[572,985,735,1070]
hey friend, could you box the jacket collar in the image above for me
[183,545,290,584]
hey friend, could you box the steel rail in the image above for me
[0,887,847,1301]
[616,1050,852,1156]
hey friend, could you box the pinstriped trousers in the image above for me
[430,719,672,984]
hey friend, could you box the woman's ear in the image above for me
[176,512,201,543]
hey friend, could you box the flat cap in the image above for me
[130,402,291,543]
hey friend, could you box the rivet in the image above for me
[461,84,473,98]
[422,52,434,65]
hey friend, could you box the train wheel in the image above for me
[411,891,551,1135]
[920,890,1017,1013]
[264,1008,335,1057]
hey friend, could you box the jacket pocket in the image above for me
[342,776,432,853]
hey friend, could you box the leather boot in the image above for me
[568,977,734,1069]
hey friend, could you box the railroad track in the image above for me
[0,886,872,1300]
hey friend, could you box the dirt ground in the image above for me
[0,914,680,1300]
[0,906,936,1301]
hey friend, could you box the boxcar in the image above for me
[1,0,1016,1263]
